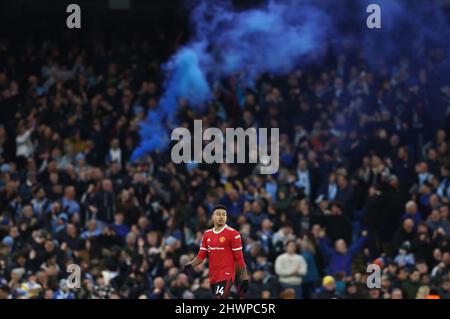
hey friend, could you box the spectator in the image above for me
[318,230,368,276]
[427,208,450,235]
[106,139,122,167]
[322,202,352,250]
[245,270,268,299]
[61,186,80,219]
[15,122,34,160]
[394,242,416,267]
[0,285,11,299]
[81,219,101,239]
[402,269,422,299]
[391,288,404,299]
[391,218,417,257]
[194,277,212,299]
[54,279,75,299]
[274,240,307,299]
[279,288,296,299]
[93,179,116,225]
[317,172,338,202]
[335,175,354,218]
[344,280,367,299]
[402,201,422,225]
[289,199,320,237]
[110,213,129,240]
[298,237,320,299]
[18,172,37,204]
[272,223,295,249]
[316,276,340,299]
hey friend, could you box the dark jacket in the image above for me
[194,287,212,299]
[94,190,116,223]
[322,215,352,246]
[315,288,341,299]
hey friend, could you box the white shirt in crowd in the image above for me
[275,252,308,286]
[296,169,311,196]
[109,148,122,165]
[16,129,34,158]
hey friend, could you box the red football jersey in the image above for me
[196,225,245,284]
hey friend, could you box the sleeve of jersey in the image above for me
[196,234,208,261]
[230,231,245,268]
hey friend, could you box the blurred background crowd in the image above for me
[0,0,450,299]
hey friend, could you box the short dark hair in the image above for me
[212,204,227,214]
[330,201,344,211]
[285,239,297,248]
[282,222,293,229]
[0,285,10,294]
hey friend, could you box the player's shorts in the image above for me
[210,279,233,299]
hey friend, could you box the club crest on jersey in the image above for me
[219,236,226,243]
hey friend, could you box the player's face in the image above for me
[212,209,227,226]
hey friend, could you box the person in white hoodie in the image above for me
[16,123,34,159]
[275,240,308,299]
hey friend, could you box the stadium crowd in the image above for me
[1,24,450,299]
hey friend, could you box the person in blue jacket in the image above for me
[299,237,320,299]
[318,229,368,276]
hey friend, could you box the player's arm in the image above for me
[231,231,249,289]
[185,256,204,268]
[236,263,249,280]
[184,233,208,272]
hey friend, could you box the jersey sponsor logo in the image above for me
[208,246,225,250]
[219,236,226,243]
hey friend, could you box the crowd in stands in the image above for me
[1,18,450,299]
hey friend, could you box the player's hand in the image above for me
[183,263,193,274]
[240,280,249,294]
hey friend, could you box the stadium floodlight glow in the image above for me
[171,120,279,174]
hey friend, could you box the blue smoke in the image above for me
[130,46,212,161]
[132,0,450,161]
